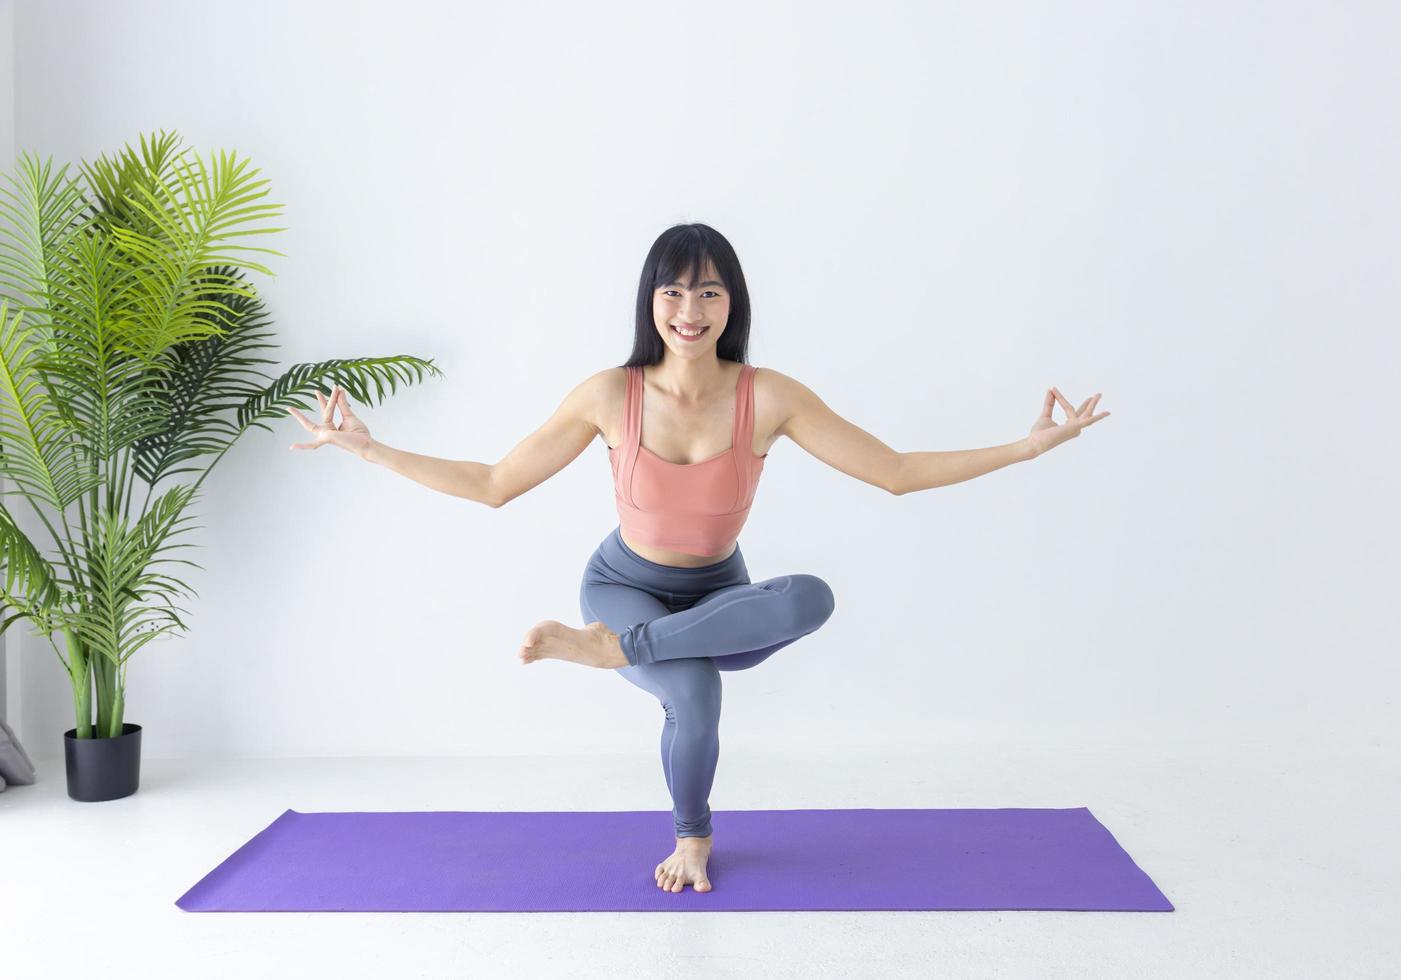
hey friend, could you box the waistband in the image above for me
[597,525,747,590]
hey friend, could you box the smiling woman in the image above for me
[291,219,1106,895]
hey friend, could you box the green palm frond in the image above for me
[78,129,186,242]
[89,139,286,363]
[238,355,444,434]
[0,149,91,337]
[0,298,103,509]
[0,149,104,439]
[66,484,204,666]
[30,222,175,459]
[132,269,443,484]
[133,266,279,485]
[0,504,63,635]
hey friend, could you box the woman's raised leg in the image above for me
[616,573,836,668]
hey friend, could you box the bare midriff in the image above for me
[619,530,739,568]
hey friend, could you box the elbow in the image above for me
[886,454,905,496]
[481,466,506,508]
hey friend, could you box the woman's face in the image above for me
[652,261,730,359]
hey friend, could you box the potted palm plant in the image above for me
[0,129,440,801]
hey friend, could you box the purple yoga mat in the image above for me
[176,806,1173,912]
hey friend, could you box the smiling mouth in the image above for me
[671,324,709,338]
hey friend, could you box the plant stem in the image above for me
[108,680,125,738]
[65,627,92,739]
[93,650,112,736]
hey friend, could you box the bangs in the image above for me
[652,236,725,292]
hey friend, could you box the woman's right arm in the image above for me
[359,442,499,506]
[295,372,615,508]
[478,369,616,508]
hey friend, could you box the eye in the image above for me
[663,290,720,298]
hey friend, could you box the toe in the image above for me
[696,879,711,891]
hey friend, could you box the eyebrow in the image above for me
[664,280,724,288]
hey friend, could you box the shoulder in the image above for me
[547,367,626,418]
[573,366,628,399]
[749,366,813,435]
[595,365,630,388]
[750,365,811,403]
[559,367,629,438]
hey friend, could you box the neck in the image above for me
[649,355,731,403]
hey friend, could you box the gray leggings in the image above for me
[579,526,836,839]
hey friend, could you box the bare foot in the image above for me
[518,620,628,669]
[655,835,714,893]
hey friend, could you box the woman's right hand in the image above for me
[287,387,374,457]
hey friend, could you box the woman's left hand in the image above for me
[1027,387,1109,458]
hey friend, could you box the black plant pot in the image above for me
[63,723,142,802]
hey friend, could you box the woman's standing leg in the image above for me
[581,581,723,838]
[572,528,835,891]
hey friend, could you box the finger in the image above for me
[289,440,320,450]
[336,388,360,419]
[320,388,337,426]
[1051,387,1075,416]
[328,388,344,428]
[286,407,318,431]
[1040,389,1056,420]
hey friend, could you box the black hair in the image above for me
[622,222,752,368]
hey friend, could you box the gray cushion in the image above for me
[0,716,36,786]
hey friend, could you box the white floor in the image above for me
[1,737,1395,980]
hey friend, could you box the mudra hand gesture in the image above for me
[1027,386,1109,458]
[287,386,373,456]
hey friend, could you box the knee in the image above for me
[791,573,835,631]
[663,671,722,727]
[665,694,721,731]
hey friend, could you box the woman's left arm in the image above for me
[897,386,1109,494]
[772,373,1108,496]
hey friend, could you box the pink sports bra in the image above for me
[608,363,768,557]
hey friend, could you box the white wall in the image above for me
[0,0,13,725]
[6,0,1398,761]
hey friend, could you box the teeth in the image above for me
[674,325,705,337]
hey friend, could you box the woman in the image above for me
[287,223,1109,895]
